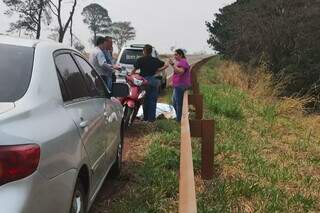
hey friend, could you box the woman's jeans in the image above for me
[173,86,188,122]
[143,76,160,122]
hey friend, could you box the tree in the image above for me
[3,0,51,39]
[69,17,74,46]
[48,26,84,52]
[111,22,136,52]
[48,0,77,43]
[73,35,85,53]
[47,26,59,41]
[206,0,320,98]
[74,40,85,53]
[81,3,112,44]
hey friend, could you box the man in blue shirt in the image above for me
[103,36,119,83]
[103,36,115,66]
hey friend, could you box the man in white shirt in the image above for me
[103,36,120,83]
[89,36,115,91]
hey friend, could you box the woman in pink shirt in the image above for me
[169,49,191,122]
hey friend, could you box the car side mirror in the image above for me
[112,83,129,97]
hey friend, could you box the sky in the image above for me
[0,0,235,54]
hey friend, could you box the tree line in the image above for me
[206,0,320,102]
[2,1,136,52]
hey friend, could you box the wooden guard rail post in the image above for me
[189,119,214,180]
[178,57,215,213]
[189,58,215,180]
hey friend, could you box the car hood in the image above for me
[0,103,15,115]
[120,63,134,70]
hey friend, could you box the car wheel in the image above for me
[70,179,87,213]
[110,131,123,178]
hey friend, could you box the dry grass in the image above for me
[216,60,313,116]
[216,61,250,91]
[90,122,156,213]
[277,97,314,117]
[249,69,284,98]
[197,57,320,212]
[216,61,285,98]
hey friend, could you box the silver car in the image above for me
[0,36,128,213]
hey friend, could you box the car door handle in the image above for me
[79,120,89,128]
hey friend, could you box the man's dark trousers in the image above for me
[143,76,160,122]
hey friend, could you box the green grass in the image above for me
[202,84,245,120]
[105,56,320,212]
[196,56,320,212]
[158,87,173,104]
[109,120,180,213]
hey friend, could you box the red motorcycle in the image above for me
[120,74,148,129]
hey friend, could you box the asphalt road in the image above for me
[115,54,210,84]
[165,54,210,81]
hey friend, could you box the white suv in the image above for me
[116,44,167,90]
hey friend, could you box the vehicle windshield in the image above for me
[0,44,34,102]
[119,49,143,65]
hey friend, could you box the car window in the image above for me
[0,44,34,102]
[119,49,143,65]
[73,54,105,98]
[56,71,70,102]
[55,53,89,101]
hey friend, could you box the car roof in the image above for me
[123,44,156,50]
[0,35,41,47]
[127,44,145,48]
[0,35,66,49]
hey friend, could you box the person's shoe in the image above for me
[141,120,149,125]
[138,119,148,124]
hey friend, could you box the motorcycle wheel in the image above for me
[123,106,133,129]
[130,105,140,125]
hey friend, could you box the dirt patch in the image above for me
[89,122,154,213]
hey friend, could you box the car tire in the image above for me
[110,129,123,178]
[70,179,87,213]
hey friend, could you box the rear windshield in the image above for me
[119,49,143,65]
[0,44,34,102]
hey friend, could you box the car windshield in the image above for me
[119,49,143,65]
[0,44,34,102]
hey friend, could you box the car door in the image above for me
[54,51,108,194]
[72,53,118,166]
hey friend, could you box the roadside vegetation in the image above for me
[206,0,320,108]
[91,119,182,213]
[91,85,202,213]
[197,57,320,212]
[92,56,320,212]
